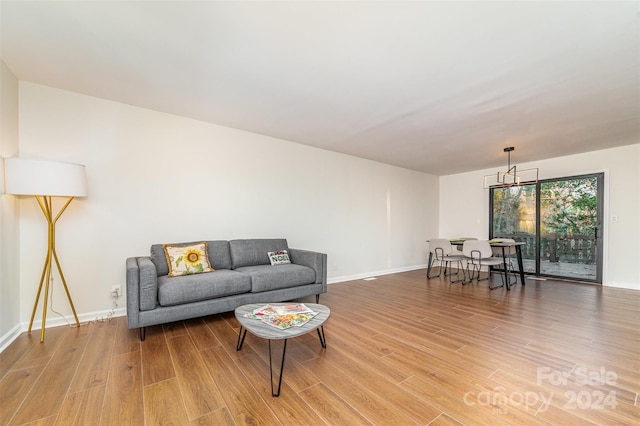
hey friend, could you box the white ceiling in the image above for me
[1,1,638,175]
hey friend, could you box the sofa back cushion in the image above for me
[229,239,289,269]
[151,240,232,276]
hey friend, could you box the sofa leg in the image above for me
[139,327,146,341]
[315,294,320,303]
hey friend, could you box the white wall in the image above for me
[11,80,636,344]
[0,60,21,347]
[439,144,640,289]
[16,82,439,327]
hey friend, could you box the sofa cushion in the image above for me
[157,269,251,306]
[230,239,289,268]
[234,264,315,293]
[151,240,232,276]
[164,242,214,277]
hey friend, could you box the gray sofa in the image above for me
[126,238,327,340]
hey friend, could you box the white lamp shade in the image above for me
[3,158,88,197]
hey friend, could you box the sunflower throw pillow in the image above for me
[164,242,214,277]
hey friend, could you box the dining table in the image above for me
[427,238,527,290]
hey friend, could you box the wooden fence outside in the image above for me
[500,233,597,264]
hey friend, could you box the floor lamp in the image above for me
[3,158,88,342]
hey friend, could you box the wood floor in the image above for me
[1,269,638,425]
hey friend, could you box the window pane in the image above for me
[492,184,536,273]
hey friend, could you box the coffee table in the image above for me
[235,303,330,397]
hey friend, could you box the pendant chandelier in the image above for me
[483,147,538,189]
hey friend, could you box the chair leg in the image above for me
[506,259,519,289]
[489,272,505,290]
[444,260,454,277]
[491,259,517,290]
[468,261,503,287]
[428,248,452,280]
[508,259,518,286]
[427,258,444,279]
[449,260,466,284]
[466,262,480,282]
[476,264,489,282]
[466,263,474,282]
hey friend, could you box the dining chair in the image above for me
[462,240,508,290]
[427,239,466,283]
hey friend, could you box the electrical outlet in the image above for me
[111,285,121,297]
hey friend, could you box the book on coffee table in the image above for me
[244,303,315,319]
[261,311,318,329]
[243,304,318,329]
[271,304,314,315]
[243,305,276,319]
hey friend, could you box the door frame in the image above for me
[489,172,604,284]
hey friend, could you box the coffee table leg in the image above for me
[317,326,327,348]
[269,339,288,397]
[236,326,247,351]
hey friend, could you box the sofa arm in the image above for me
[126,257,141,329]
[126,257,159,329]
[288,248,327,286]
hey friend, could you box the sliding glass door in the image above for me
[490,173,603,283]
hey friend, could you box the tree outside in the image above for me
[540,177,597,236]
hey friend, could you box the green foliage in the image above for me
[541,177,597,236]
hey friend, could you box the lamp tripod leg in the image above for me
[27,259,50,333]
[30,247,80,342]
[40,259,52,342]
[28,196,80,342]
[52,248,80,326]
[28,253,51,335]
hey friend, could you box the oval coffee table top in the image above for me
[235,303,330,340]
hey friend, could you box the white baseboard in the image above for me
[27,307,128,331]
[0,307,127,353]
[603,281,640,291]
[328,264,427,284]
[0,323,23,353]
